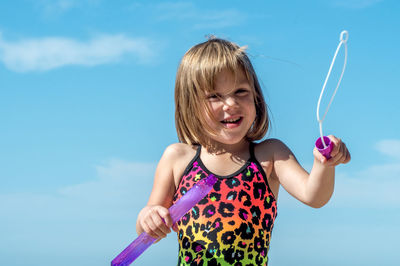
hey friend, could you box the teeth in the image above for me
[223,118,240,123]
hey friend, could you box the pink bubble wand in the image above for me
[111,174,217,266]
[315,30,349,159]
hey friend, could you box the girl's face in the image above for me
[204,68,256,147]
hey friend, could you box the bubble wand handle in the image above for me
[315,30,348,159]
[111,175,217,266]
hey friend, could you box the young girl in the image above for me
[136,37,350,265]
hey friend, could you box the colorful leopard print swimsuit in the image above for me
[172,143,277,266]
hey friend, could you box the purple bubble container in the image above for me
[315,136,334,159]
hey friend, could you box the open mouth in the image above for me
[221,117,243,125]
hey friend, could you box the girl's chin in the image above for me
[211,134,248,146]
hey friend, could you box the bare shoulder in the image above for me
[162,143,196,161]
[254,138,291,160]
[253,139,294,179]
[253,139,291,198]
[252,139,283,174]
[162,143,198,187]
[255,138,293,161]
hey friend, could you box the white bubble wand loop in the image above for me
[315,30,348,159]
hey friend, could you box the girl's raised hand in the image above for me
[313,135,351,166]
[137,205,174,241]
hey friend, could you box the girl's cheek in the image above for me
[203,105,220,127]
[209,102,222,114]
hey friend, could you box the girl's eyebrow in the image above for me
[235,75,250,84]
[236,80,250,86]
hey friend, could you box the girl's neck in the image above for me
[204,138,250,157]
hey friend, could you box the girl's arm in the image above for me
[270,136,350,208]
[136,145,181,239]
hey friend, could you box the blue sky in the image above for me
[0,0,399,265]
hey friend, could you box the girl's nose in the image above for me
[222,96,238,111]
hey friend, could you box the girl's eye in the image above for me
[235,89,249,96]
[207,94,220,101]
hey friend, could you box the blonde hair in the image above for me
[175,37,269,146]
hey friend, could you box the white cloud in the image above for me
[43,0,77,12]
[0,159,157,221]
[375,139,400,160]
[0,159,159,264]
[0,33,156,72]
[154,2,246,29]
[34,0,100,16]
[193,10,246,30]
[331,0,384,8]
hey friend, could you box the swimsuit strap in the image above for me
[182,144,202,177]
[196,144,201,157]
[249,141,256,161]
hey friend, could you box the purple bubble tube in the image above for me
[111,174,217,266]
[315,136,334,159]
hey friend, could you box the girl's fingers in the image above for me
[336,141,349,164]
[150,210,170,237]
[314,147,327,163]
[141,222,159,239]
[139,205,175,241]
[329,148,345,166]
[315,135,351,166]
[140,208,167,239]
[155,208,172,235]
[147,218,165,239]
[327,135,341,157]
[325,137,351,166]
[343,147,351,164]
[158,207,173,228]
[172,223,179,232]
[334,141,345,162]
